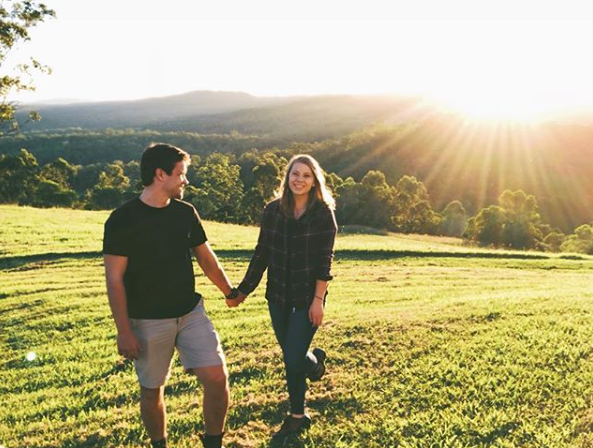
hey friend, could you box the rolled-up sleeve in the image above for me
[238,206,272,295]
[316,208,338,281]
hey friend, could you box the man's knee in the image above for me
[141,385,164,403]
[191,365,228,391]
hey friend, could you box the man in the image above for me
[103,143,243,448]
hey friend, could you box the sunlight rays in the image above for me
[421,117,482,206]
[337,100,435,180]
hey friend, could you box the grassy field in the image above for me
[2,204,593,448]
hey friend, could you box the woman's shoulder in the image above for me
[313,201,337,229]
[313,200,335,216]
[264,198,282,213]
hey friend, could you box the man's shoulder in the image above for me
[106,198,140,223]
[171,199,200,219]
[171,198,196,211]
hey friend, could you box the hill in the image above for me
[16,91,292,131]
[2,205,593,447]
[16,91,424,139]
[150,94,426,141]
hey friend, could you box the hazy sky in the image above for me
[7,0,593,119]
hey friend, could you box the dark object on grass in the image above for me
[308,348,327,382]
[273,414,312,439]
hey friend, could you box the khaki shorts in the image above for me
[129,300,225,389]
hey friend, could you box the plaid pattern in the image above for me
[238,199,337,309]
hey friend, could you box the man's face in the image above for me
[162,161,189,199]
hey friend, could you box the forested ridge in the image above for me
[2,92,593,253]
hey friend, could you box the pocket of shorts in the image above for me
[195,298,206,312]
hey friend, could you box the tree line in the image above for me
[2,147,592,254]
[3,121,593,233]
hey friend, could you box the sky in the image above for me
[6,0,593,120]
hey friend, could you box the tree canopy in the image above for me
[0,0,55,134]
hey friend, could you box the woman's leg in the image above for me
[282,308,318,415]
[268,302,320,415]
[268,301,289,350]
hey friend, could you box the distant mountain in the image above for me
[149,94,430,142]
[17,90,293,131]
[18,90,593,142]
[25,98,90,106]
[17,91,431,144]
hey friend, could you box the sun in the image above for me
[427,81,559,123]
[436,92,546,123]
[410,19,593,124]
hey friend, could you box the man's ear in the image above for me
[155,168,165,182]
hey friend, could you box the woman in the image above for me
[237,154,337,438]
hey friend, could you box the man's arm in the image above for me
[192,242,244,307]
[104,254,140,359]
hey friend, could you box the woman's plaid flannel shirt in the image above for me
[238,199,337,309]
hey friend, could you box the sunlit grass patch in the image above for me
[2,205,593,447]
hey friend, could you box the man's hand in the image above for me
[226,291,247,308]
[117,329,141,360]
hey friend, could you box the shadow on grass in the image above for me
[58,428,144,448]
[0,250,101,270]
[2,248,576,271]
[218,249,560,262]
[247,395,364,448]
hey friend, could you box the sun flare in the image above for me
[432,89,553,123]
[432,76,571,123]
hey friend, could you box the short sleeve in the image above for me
[103,212,131,256]
[189,206,207,247]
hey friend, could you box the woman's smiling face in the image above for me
[288,162,315,198]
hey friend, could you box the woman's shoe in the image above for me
[308,348,326,381]
[273,414,312,438]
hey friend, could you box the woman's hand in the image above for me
[309,298,324,327]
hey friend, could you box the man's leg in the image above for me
[177,301,228,447]
[129,316,176,447]
[140,386,167,442]
[190,364,230,435]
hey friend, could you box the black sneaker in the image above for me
[200,433,225,448]
[273,414,312,438]
[150,439,168,448]
[308,348,327,382]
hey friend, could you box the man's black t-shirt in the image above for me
[103,198,207,319]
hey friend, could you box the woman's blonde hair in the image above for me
[278,154,335,218]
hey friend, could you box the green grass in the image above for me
[2,204,593,447]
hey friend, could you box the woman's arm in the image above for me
[237,206,272,296]
[309,207,338,326]
[309,279,328,326]
[316,207,338,282]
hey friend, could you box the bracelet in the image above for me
[225,288,239,300]
[314,295,324,302]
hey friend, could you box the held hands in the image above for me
[225,287,247,308]
[117,329,141,360]
[225,292,247,308]
[309,296,324,327]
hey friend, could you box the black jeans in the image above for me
[268,301,320,414]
